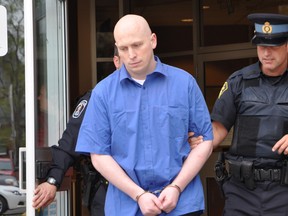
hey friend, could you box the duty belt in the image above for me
[225,159,288,190]
[254,168,281,181]
[228,160,281,183]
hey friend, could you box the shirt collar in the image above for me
[119,56,167,82]
[243,61,288,80]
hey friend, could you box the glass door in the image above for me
[23,0,69,215]
[0,0,25,215]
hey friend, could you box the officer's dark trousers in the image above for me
[90,184,106,216]
[222,177,288,216]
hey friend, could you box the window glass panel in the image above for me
[0,0,25,214]
[35,0,66,149]
[34,1,67,215]
[96,1,119,57]
[130,0,193,53]
[161,55,194,76]
[200,0,288,46]
[0,0,25,172]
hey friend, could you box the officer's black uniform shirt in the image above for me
[47,90,92,185]
[211,61,288,160]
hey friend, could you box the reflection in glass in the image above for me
[36,84,48,147]
[35,0,66,149]
[34,0,67,215]
[96,1,119,58]
[35,0,48,147]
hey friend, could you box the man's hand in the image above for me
[188,132,204,149]
[137,192,163,216]
[272,134,288,155]
[158,186,180,213]
[33,182,57,209]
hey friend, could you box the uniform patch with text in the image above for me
[72,100,88,118]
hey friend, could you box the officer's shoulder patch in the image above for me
[218,81,228,99]
[72,100,88,118]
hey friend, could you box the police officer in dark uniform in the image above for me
[214,13,288,216]
[191,13,288,216]
[32,90,107,216]
[32,48,122,216]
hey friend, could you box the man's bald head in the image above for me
[114,14,152,43]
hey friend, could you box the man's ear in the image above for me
[151,33,157,49]
[113,56,121,69]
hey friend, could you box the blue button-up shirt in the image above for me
[76,57,213,215]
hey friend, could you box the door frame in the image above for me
[23,0,70,215]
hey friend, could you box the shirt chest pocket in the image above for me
[153,106,188,138]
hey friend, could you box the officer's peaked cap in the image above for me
[247,13,288,46]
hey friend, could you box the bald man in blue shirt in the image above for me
[76,14,213,216]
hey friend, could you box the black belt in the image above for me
[254,168,281,181]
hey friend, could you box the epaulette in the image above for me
[228,62,261,81]
[242,62,261,79]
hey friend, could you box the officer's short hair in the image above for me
[247,13,288,46]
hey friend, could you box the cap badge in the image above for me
[262,22,272,34]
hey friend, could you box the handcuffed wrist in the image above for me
[165,184,181,194]
[135,190,150,202]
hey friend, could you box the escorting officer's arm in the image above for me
[32,91,92,209]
